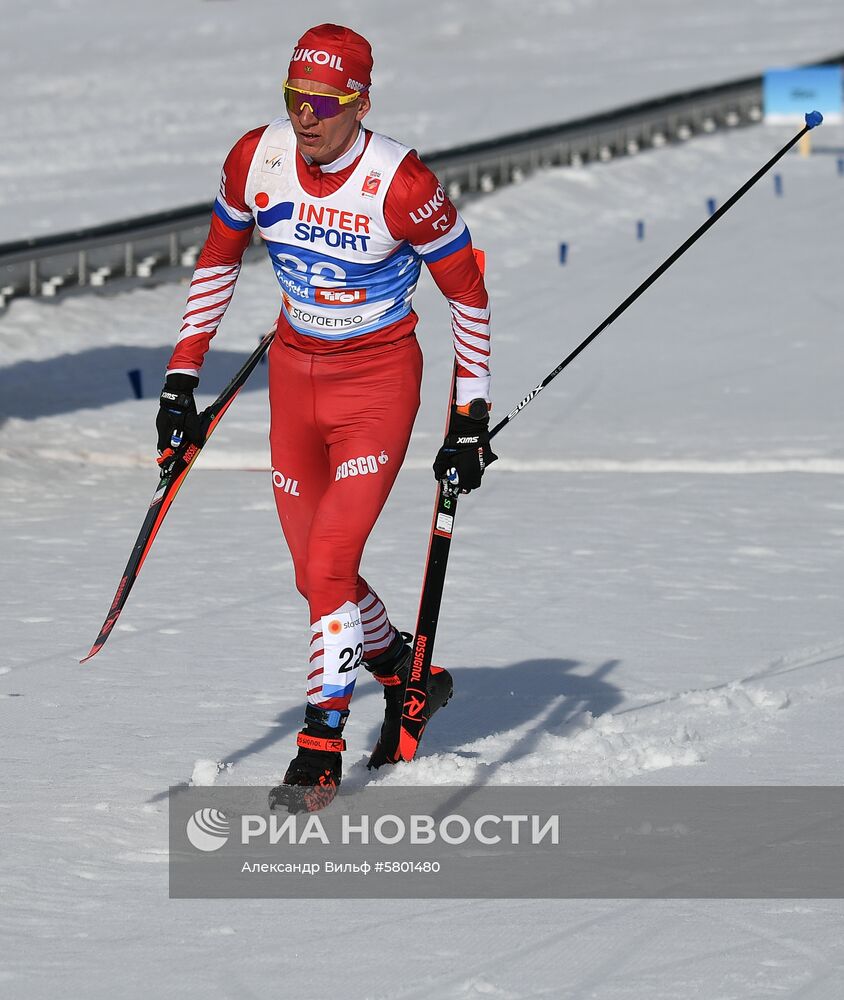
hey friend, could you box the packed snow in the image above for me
[3,3,844,998]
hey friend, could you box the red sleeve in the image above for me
[196,125,266,267]
[385,155,491,402]
[383,153,461,251]
[167,127,264,375]
[215,127,264,220]
[426,243,488,309]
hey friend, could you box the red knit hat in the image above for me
[288,24,373,94]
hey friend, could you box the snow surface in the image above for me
[3,119,844,998]
[4,5,844,998]
[4,0,844,240]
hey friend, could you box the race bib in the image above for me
[318,603,364,701]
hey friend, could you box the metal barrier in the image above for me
[427,76,764,197]
[1,54,840,311]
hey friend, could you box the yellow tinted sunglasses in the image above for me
[283,80,361,120]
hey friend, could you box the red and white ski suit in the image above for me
[167,121,490,712]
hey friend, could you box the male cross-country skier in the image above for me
[156,24,495,812]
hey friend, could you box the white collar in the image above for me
[301,128,365,173]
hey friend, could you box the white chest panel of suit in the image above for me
[244,119,423,341]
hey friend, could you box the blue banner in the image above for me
[763,66,843,124]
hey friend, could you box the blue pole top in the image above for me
[805,110,823,129]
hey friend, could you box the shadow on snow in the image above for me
[0,345,268,424]
[148,656,622,803]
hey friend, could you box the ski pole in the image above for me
[81,327,275,663]
[489,110,824,441]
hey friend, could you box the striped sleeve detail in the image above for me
[166,129,262,376]
[167,264,241,374]
[449,299,491,395]
[425,241,492,404]
[180,264,240,326]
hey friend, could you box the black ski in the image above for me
[398,463,460,761]
[81,328,275,663]
[398,249,487,760]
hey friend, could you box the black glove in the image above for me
[156,373,204,454]
[432,398,498,493]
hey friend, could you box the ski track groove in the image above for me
[615,638,844,720]
[381,901,648,1000]
[7,588,294,673]
[618,933,772,984]
[696,906,843,999]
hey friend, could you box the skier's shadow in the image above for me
[147,657,621,803]
[416,656,622,765]
[0,344,268,425]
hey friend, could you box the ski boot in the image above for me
[268,705,348,814]
[366,631,453,769]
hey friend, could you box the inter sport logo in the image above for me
[185,808,230,852]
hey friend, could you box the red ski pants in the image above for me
[268,334,422,630]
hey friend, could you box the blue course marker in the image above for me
[706,198,717,216]
[636,220,645,241]
[127,369,143,400]
[837,157,844,176]
[774,174,783,197]
[559,242,568,264]
[805,110,823,129]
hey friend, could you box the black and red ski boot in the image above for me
[268,706,348,814]
[366,631,453,769]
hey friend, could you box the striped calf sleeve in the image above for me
[359,588,397,658]
[306,627,327,705]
